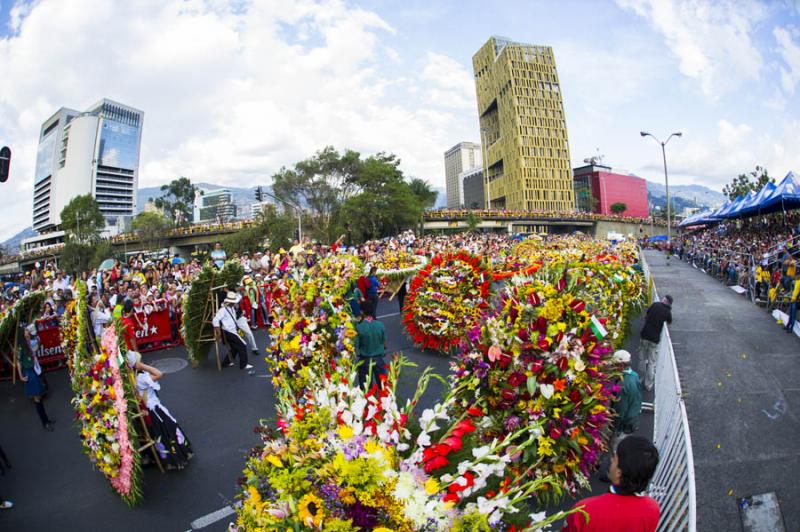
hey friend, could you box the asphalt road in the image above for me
[0,297,651,532]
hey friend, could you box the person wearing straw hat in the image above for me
[212,291,253,372]
[126,351,193,469]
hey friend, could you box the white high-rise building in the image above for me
[32,99,143,233]
[444,142,482,209]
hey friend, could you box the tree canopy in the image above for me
[132,211,171,251]
[60,194,105,244]
[610,202,627,215]
[271,146,436,243]
[154,177,196,225]
[722,166,774,201]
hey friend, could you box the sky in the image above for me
[0,0,799,241]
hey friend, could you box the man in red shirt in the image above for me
[120,300,138,352]
[564,435,660,531]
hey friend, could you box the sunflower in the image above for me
[298,493,324,527]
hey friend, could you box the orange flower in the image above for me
[553,378,566,392]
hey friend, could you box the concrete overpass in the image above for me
[422,211,667,238]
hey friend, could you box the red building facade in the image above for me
[573,164,649,218]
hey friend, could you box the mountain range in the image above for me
[3,179,724,253]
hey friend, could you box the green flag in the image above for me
[589,315,607,339]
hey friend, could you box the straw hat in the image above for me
[223,291,240,305]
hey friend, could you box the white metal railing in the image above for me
[641,252,697,532]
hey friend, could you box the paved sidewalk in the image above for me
[645,250,800,531]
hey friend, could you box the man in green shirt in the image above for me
[355,300,387,389]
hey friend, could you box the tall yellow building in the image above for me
[473,36,574,211]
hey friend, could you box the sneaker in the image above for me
[225,361,234,367]
[43,423,54,432]
[244,364,254,370]
[1,500,13,509]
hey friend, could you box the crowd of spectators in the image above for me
[424,208,670,226]
[670,211,800,307]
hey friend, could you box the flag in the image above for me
[589,315,607,339]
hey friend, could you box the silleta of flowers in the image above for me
[403,252,490,352]
[0,290,44,355]
[64,281,143,505]
[372,250,428,283]
[266,255,361,401]
[233,358,573,531]
[450,239,646,500]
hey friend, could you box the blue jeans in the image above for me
[786,302,797,331]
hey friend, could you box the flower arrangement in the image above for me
[403,252,490,352]
[233,357,574,531]
[373,250,428,282]
[67,281,143,505]
[449,240,646,501]
[294,254,364,304]
[0,290,44,356]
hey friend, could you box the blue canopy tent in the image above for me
[738,182,776,217]
[725,191,755,218]
[715,196,744,219]
[758,171,800,214]
[680,209,715,227]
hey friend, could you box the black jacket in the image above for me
[640,302,672,343]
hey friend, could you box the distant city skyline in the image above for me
[0,0,799,240]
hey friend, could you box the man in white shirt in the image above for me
[52,272,68,293]
[212,292,253,372]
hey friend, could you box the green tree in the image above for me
[272,146,361,239]
[131,211,171,252]
[722,165,774,201]
[465,212,481,232]
[222,205,297,255]
[154,176,196,225]
[610,202,627,215]
[60,194,105,244]
[408,178,438,210]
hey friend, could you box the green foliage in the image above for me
[273,146,434,243]
[60,240,115,275]
[221,206,297,255]
[181,264,216,366]
[132,211,171,251]
[0,291,44,353]
[465,212,481,232]
[60,194,105,243]
[610,202,627,214]
[221,260,245,291]
[722,165,774,201]
[153,176,196,225]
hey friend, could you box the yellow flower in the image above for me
[424,477,440,495]
[374,528,395,532]
[298,493,324,527]
[337,425,354,441]
[265,455,283,468]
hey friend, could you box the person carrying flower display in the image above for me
[564,435,660,532]
[17,323,55,432]
[212,292,254,372]
[355,300,386,389]
[126,351,193,470]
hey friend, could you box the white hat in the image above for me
[25,323,37,335]
[126,351,142,368]
[613,350,631,364]
[223,291,240,305]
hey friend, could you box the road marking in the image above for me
[190,505,236,529]
[377,312,401,319]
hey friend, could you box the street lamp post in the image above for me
[640,131,682,244]
[479,127,491,210]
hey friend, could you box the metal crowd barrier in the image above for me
[641,252,697,532]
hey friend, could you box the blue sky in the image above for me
[0,0,799,241]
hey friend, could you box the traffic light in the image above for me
[0,147,10,183]
[254,185,262,202]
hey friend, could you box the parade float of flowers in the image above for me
[0,290,44,357]
[265,255,362,400]
[233,357,575,531]
[66,281,143,505]
[372,250,428,282]
[403,252,491,353]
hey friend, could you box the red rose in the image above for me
[466,406,483,417]
[508,372,526,387]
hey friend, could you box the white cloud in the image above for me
[616,0,767,97]
[0,0,474,241]
[774,26,800,95]
[645,119,800,187]
[420,51,476,109]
